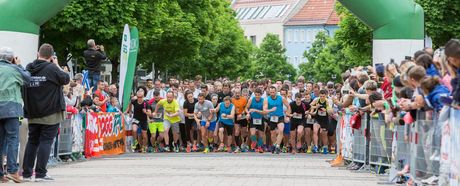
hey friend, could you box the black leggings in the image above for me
[185,119,197,143]
[179,123,187,147]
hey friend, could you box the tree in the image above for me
[299,3,373,83]
[416,0,460,47]
[247,34,296,81]
[40,0,252,82]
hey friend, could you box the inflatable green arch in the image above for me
[0,0,71,65]
[338,0,425,65]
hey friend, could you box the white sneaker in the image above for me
[22,177,33,182]
[421,175,438,184]
[35,175,54,182]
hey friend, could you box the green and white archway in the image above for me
[338,0,424,65]
[0,0,71,65]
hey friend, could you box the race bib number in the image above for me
[270,116,279,122]
[293,113,302,119]
[318,110,327,116]
[253,119,262,125]
[306,119,315,124]
[188,116,194,120]
[153,113,163,119]
[241,114,247,120]
[132,118,139,124]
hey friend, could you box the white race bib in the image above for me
[253,119,262,125]
[318,111,327,116]
[306,119,315,124]
[270,116,279,122]
[293,113,302,119]
[153,113,163,119]
[241,114,247,120]
[188,116,194,120]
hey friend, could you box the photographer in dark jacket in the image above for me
[23,44,70,182]
[83,39,106,90]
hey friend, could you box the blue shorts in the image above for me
[201,121,217,132]
[283,122,290,135]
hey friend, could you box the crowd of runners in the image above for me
[124,77,340,154]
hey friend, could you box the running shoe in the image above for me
[312,146,318,153]
[203,147,210,154]
[296,142,302,151]
[258,147,264,153]
[251,141,257,150]
[275,146,281,154]
[192,144,197,152]
[306,146,312,154]
[234,147,241,153]
[282,146,288,153]
[227,146,232,153]
[131,140,138,151]
[186,143,191,153]
[218,143,225,152]
[322,146,329,154]
[148,147,153,153]
[164,146,170,152]
[330,146,336,154]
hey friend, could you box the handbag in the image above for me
[350,112,361,130]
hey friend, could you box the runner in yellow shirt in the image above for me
[153,92,181,152]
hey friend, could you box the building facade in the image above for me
[284,0,340,68]
[232,0,307,46]
[232,0,340,68]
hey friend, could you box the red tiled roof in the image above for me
[284,0,340,26]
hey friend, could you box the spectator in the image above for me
[73,73,85,105]
[83,39,106,90]
[421,76,450,112]
[444,39,460,107]
[416,54,440,76]
[23,43,70,182]
[93,80,109,112]
[0,47,31,183]
[108,84,118,98]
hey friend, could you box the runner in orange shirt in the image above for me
[231,88,248,153]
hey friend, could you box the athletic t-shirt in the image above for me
[194,100,217,122]
[131,99,149,124]
[183,99,198,117]
[267,95,284,117]
[219,103,234,125]
[290,101,307,120]
[157,99,181,123]
[94,90,107,112]
[150,100,164,122]
[218,91,233,103]
[249,97,264,119]
[232,97,247,115]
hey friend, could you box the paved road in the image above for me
[19,153,379,186]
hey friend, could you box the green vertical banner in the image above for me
[122,27,139,110]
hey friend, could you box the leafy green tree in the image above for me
[416,0,460,47]
[40,0,252,82]
[247,34,296,81]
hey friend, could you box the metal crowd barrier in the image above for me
[58,117,73,156]
[352,114,367,164]
[368,117,393,173]
[341,113,353,161]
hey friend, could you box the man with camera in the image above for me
[83,39,106,90]
[0,47,31,183]
[23,44,70,182]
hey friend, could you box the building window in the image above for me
[250,35,256,45]
[287,30,291,43]
[300,30,305,43]
[294,30,298,42]
[294,56,298,64]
